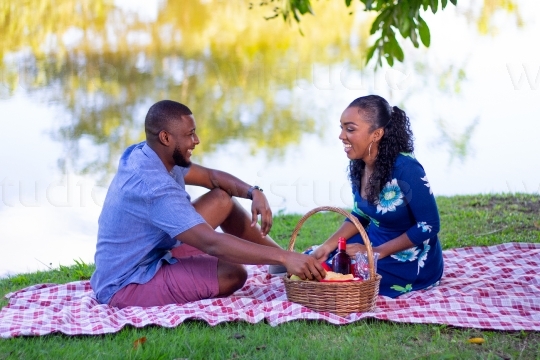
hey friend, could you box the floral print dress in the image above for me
[316,153,444,298]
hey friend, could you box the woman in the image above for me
[309,95,443,297]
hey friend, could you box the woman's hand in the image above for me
[346,243,367,258]
[310,244,334,263]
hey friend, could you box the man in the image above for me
[90,100,325,308]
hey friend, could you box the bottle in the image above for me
[332,237,351,275]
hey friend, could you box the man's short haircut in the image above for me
[145,100,193,141]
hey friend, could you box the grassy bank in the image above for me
[1,194,539,359]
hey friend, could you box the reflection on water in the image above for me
[1,0,538,277]
[1,0,507,179]
[1,0,375,182]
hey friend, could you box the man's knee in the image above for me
[217,261,247,296]
[204,188,235,219]
[209,188,234,210]
[192,188,235,228]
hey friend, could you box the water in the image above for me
[1,0,539,277]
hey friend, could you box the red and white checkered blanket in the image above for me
[1,243,539,338]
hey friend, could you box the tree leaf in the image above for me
[392,39,404,62]
[370,8,391,35]
[386,54,394,67]
[365,42,378,65]
[292,8,301,22]
[450,0,457,5]
[410,28,419,47]
[383,36,393,55]
[306,3,314,15]
[133,337,147,349]
[441,0,448,8]
[398,15,410,38]
[418,16,431,47]
[467,337,486,344]
[364,0,375,11]
[295,0,312,15]
[345,0,353,7]
[430,0,439,13]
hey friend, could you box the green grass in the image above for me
[1,194,539,359]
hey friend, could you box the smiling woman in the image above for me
[307,95,444,298]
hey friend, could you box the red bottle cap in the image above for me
[338,237,347,250]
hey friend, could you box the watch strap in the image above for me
[247,185,263,200]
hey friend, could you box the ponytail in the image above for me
[365,105,414,203]
[347,96,415,204]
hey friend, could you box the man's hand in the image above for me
[284,252,326,281]
[250,190,272,236]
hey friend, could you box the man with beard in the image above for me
[90,100,326,308]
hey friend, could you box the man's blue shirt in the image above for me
[90,142,205,304]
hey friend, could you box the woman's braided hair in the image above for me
[348,95,414,204]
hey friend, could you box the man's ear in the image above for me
[158,130,170,146]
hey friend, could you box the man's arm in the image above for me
[184,164,249,196]
[184,164,272,235]
[176,223,326,281]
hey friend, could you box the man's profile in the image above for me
[90,100,325,308]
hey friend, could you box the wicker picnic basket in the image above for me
[282,206,381,316]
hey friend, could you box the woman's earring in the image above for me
[368,141,373,159]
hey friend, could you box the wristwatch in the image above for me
[247,185,263,200]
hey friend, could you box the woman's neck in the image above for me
[364,159,376,172]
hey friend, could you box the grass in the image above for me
[1,194,539,359]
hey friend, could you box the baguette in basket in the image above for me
[290,271,355,282]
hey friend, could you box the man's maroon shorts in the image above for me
[109,245,219,308]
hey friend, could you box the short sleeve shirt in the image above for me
[90,142,206,304]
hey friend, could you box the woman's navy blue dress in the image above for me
[312,153,444,298]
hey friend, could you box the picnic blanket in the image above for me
[1,242,539,338]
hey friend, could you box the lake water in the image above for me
[1,0,539,277]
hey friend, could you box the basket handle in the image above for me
[287,206,376,280]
